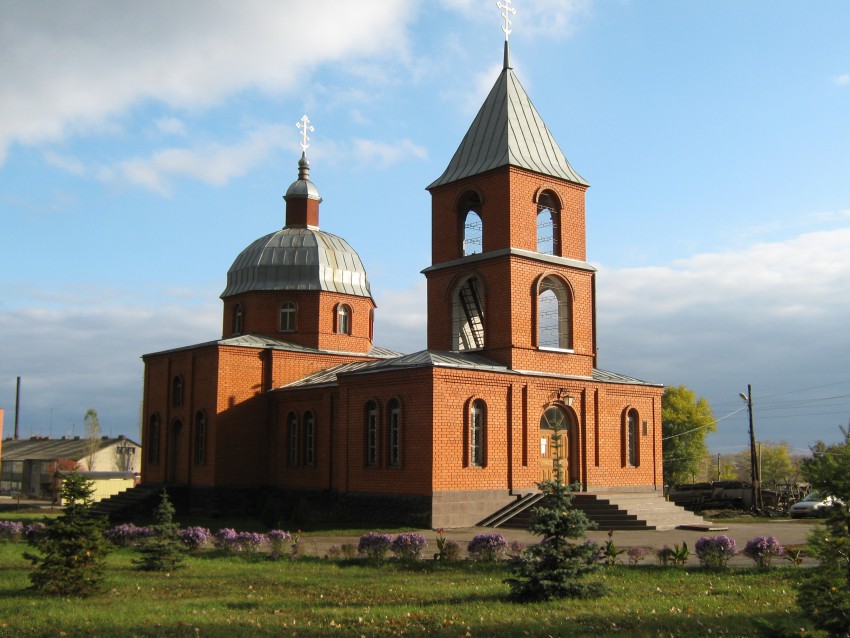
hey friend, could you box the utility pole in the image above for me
[739,384,762,510]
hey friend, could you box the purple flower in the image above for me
[743,536,784,568]
[358,532,394,560]
[0,520,24,541]
[467,534,508,561]
[235,532,267,553]
[214,528,239,552]
[178,526,211,550]
[695,535,737,569]
[391,532,427,560]
[105,523,155,547]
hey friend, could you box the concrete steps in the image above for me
[92,483,161,521]
[491,492,710,531]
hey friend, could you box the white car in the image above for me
[789,492,840,518]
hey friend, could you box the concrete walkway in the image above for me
[297,519,820,567]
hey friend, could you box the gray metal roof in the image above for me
[284,155,322,201]
[1,437,140,462]
[143,334,400,360]
[221,227,373,299]
[428,61,588,189]
[281,349,661,389]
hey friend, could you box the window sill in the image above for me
[538,347,574,354]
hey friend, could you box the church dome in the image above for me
[221,226,372,298]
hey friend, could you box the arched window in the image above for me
[194,411,206,466]
[280,302,297,332]
[469,399,486,467]
[536,191,561,256]
[388,399,401,467]
[365,402,378,466]
[337,304,352,335]
[624,409,639,467]
[171,376,184,408]
[287,412,298,466]
[303,411,315,467]
[233,304,243,335]
[459,191,483,257]
[452,276,485,351]
[148,414,160,465]
[537,276,571,350]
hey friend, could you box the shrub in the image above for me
[358,532,393,560]
[657,543,689,567]
[133,491,185,572]
[0,521,23,541]
[695,535,736,569]
[626,546,648,565]
[178,526,210,551]
[23,522,47,542]
[105,523,155,547]
[214,528,239,552]
[235,532,266,553]
[391,532,427,560]
[24,472,111,597]
[601,530,625,566]
[468,534,508,562]
[340,543,358,560]
[743,535,783,568]
[325,545,341,560]
[267,530,291,559]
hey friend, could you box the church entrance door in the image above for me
[539,406,579,485]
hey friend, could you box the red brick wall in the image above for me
[221,291,374,353]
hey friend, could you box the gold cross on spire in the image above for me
[497,0,516,41]
[296,115,314,153]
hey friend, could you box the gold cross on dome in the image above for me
[497,0,516,41]
[296,115,314,152]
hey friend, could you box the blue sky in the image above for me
[1,1,849,459]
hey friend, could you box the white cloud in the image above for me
[351,138,428,168]
[154,117,188,137]
[833,73,850,86]
[43,151,87,176]
[114,124,290,194]
[595,227,850,448]
[0,1,415,164]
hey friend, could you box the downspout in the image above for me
[591,272,598,368]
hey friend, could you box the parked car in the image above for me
[789,492,841,518]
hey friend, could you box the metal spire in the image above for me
[497,0,516,68]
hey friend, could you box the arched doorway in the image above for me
[168,420,183,483]
[539,405,580,485]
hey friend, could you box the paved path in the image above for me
[297,519,819,567]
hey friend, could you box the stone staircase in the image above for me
[484,491,710,531]
[92,483,162,521]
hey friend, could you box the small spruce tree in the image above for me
[505,426,606,601]
[25,471,111,597]
[133,490,185,572]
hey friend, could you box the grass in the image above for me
[0,541,820,638]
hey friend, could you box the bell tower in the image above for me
[423,13,597,377]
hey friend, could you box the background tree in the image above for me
[661,385,716,487]
[83,408,101,471]
[24,472,111,596]
[796,425,850,635]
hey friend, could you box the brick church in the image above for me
[141,37,664,528]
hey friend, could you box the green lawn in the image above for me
[0,541,819,638]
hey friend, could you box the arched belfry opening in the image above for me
[536,190,561,256]
[458,191,483,257]
[451,275,485,351]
